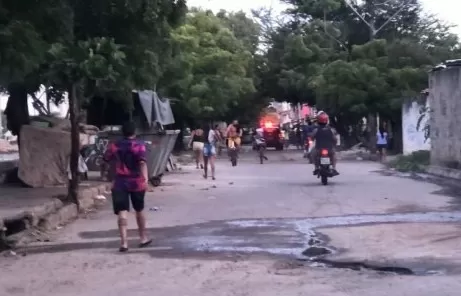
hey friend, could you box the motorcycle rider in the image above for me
[302,118,316,159]
[311,112,339,176]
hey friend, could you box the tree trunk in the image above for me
[4,84,30,149]
[367,113,377,153]
[67,83,80,208]
[46,88,51,114]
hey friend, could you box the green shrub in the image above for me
[388,150,430,172]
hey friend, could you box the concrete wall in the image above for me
[402,97,430,155]
[428,66,461,165]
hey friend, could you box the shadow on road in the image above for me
[18,220,306,260]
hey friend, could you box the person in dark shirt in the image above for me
[103,121,152,252]
[311,113,339,176]
[303,119,316,137]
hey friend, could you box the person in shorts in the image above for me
[103,121,152,252]
[203,124,220,180]
[376,127,388,162]
[188,127,205,169]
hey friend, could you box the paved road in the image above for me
[2,150,461,296]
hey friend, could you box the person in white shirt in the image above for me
[203,124,221,180]
[376,127,388,162]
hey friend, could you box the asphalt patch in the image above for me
[16,211,461,275]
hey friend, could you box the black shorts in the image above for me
[111,190,146,215]
[377,144,387,152]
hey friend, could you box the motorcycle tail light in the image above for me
[321,149,328,156]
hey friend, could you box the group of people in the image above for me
[188,120,243,180]
[100,120,243,252]
[102,114,388,252]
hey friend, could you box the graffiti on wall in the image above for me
[402,99,430,155]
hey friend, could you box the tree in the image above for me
[0,0,71,145]
[261,0,460,149]
[57,0,186,205]
[161,10,256,123]
[45,38,127,205]
[2,0,186,204]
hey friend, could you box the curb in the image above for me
[1,183,111,248]
[425,165,461,180]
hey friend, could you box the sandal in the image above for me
[119,246,128,253]
[139,239,153,248]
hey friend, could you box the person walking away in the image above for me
[203,124,220,180]
[282,128,289,149]
[254,128,268,161]
[376,127,388,162]
[295,124,303,149]
[103,121,152,252]
[303,119,316,159]
[226,120,242,149]
[189,127,205,169]
[311,113,339,176]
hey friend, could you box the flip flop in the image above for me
[119,247,128,253]
[138,239,153,248]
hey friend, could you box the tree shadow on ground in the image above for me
[17,220,305,261]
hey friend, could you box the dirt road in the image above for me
[2,150,461,296]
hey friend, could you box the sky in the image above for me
[188,0,461,36]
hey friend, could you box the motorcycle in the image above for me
[316,148,334,185]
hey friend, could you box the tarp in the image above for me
[136,90,175,126]
[18,119,92,187]
[18,125,70,187]
[152,92,175,126]
[137,90,154,127]
[86,90,175,128]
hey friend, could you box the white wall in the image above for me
[402,99,430,155]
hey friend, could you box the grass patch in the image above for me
[388,150,430,173]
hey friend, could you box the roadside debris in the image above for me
[93,195,106,201]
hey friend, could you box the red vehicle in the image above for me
[253,120,284,150]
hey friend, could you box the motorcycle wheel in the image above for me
[321,175,328,185]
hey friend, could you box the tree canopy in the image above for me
[256,0,460,144]
[262,0,459,114]
[1,0,460,134]
[161,10,256,119]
